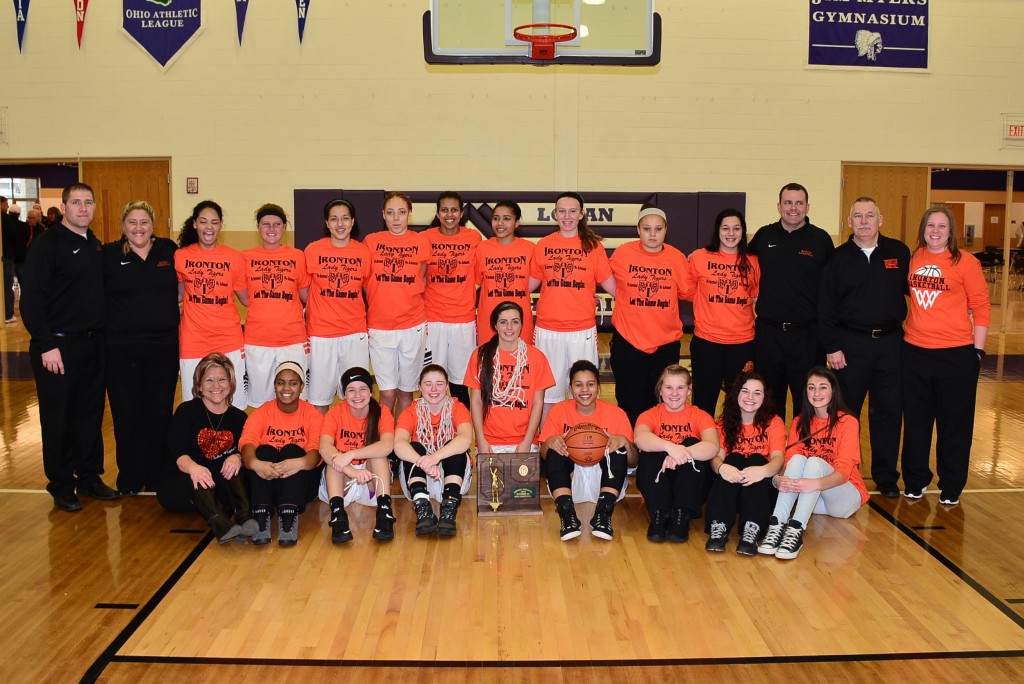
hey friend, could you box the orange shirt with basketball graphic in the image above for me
[717,416,786,458]
[530,233,612,332]
[685,249,760,345]
[610,241,691,353]
[463,344,555,446]
[424,227,482,323]
[240,400,323,452]
[243,246,310,347]
[175,243,246,359]
[304,238,371,338]
[364,230,430,330]
[635,404,717,445]
[322,401,395,465]
[475,237,535,344]
[905,249,991,349]
[397,400,473,438]
[539,399,633,444]
[784,413,867,505]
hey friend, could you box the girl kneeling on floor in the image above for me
[318,367,396,544]
[539,360,638,542]
[704,370,785,555]
[240,361,324,546]
[758,366,867,560]
[394,365,474,537]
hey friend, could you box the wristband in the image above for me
[975,348,986,360]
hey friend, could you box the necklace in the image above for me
[204,402,227,431]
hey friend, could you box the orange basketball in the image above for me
[564,422,609,466]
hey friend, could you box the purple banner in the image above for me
[295,0,310,43]
[235,0,248,45]
[13,0,30,52]
[809,1,928,69]
[122,0,202,68]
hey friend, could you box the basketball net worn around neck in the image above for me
[490,339,528,408]
[416,397,455,454]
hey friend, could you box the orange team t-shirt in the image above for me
[424,227,482,323]
[784,413,868,504]
[175,243,246,359]
[685,249,760,345]
[716,415,786,458]
[239,399,324,452]
[463,343,556,446]
[322,401,395,465]
[364,230,431,330]
[905,249,991,349]
[539,399,633,443]
[397,399,473,440]
[635,404,717,446]
[530,233,612,332]
[609,241,691,353]
[304,238,371,338]
[475,237,535,345]
[243,246,310,347]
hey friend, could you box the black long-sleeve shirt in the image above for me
[103,237,180,347]
[20,223,104,352]
[167,398,248,467]
[818,234,911,354]
[748,219,834,323]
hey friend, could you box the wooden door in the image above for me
[840,164,930,247]
[79,159,171,243]
[983,203,1006,250]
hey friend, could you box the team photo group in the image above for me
[20,181,989,562]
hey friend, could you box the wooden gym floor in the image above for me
[3,296,1024,683]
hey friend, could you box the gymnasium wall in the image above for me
[3,1,1024,239]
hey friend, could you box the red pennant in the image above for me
[74,0,89,48]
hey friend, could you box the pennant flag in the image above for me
[74,0,89,48]
[122,0,203,69]
[234,0,248,45]
[13,0,30,52]
[295,0,310,43]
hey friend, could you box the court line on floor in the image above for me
[868,499,1024,630]
[81,531,214,683]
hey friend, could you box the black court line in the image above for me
[105,649,1024,669]
[1007,599,1024,605]
[94,603,139,610]
[868,499,1024,630]
[910,525,946,530]
[81,532,214,684]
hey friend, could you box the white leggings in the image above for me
[772,455,863,527]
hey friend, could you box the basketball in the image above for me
[564,422,609,466]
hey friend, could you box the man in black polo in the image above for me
[819,197,910,498]
[748,183,834,419]
[20,182,119,511]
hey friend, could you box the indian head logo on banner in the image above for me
[122,0,203,69]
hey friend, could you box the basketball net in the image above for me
[416,397,455,454]
[490,339,529,409]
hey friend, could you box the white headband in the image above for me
[638,207,667,222]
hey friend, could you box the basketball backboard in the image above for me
[424,0,660,66]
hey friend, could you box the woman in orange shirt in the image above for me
[757,367,866,560]
[175,201,248,409]
[901,206,990,506]
[684,209,760,416]
[304,199,372,413]
[475,201,535,351]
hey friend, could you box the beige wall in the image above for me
[4,2,1024,239]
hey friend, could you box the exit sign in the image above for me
[1003,114,1024,147]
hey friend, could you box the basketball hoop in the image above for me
[513,23,578,61]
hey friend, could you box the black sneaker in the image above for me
[413,498,438,536]
[939,491,960,506]
[775,519,804,560]
[646,509,669,543]
[373,495,396,541]
[278,510,299,547]
[331,507,353,544]
[556,499,582,541]
[252,510,271,545]
[436,497,460,537]
[665,508,690,543]
[757,516,785,555]
[736,521,760,556]
[705,520,728,552]
[590,503,614,540]
[877,481,900,498]
[77,478,120,501]
[902,486,926,500]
